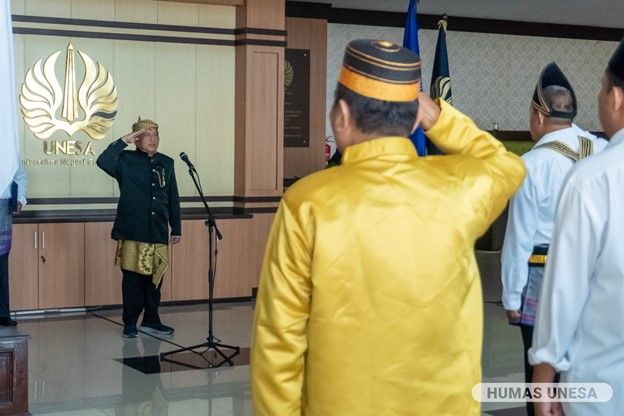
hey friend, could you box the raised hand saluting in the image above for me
[121,129,146,144]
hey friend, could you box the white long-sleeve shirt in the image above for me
[529,127,624,415]
[0,163,27,207]
[500,125,606,310]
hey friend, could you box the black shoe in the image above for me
[0,317,17,326]
[122,325,138,338]
[140,323,174,335]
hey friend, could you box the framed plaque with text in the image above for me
[284,49,310,148]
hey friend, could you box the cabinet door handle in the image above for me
[42,231,45,249]
[34,231,37,250]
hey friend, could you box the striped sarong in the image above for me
[519,244,548,326]
[0,199,12,255]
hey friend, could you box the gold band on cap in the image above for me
[339,66,420,102]
[132,117,158,132]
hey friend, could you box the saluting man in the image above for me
[251,39,525,416]
[97,118,181,338]
[500,62,606,416]
[531,38,624,416]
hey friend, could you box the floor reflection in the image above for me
[18,263,527,416]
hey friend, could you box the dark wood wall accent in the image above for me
[284,17,327,180]
[0,329,29,416]
[234,0,285,213]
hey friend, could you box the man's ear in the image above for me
[333,99,352,133]
[537,110,547,126]
[612,85,624,111]
[410,115,419,135]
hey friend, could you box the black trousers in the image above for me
[520,324,560,416]
[520,324,536,416]
[0,253,9,318]
[121,269,162,327]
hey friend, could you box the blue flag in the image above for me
[430,17,452,104]
[428,16,452,154]
[402,0,427,156]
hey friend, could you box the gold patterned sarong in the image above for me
[115,240,169,287]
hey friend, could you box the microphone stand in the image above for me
[160,163,240,368]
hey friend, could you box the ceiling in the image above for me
[290,0,624,29]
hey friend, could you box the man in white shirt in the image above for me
[530,38,624,416]
[0,164,27,326]
[500,62,606,415]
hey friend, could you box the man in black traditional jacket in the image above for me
[97,117,181,338]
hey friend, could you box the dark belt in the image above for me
[528,244,549,266]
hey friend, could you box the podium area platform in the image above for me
[0,327,30,416]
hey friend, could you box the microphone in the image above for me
[179,152,196,171]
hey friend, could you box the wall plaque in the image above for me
[284,49,310,148]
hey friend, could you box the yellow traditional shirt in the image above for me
[251,101,525,416]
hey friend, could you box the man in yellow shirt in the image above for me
[251,39,525,416]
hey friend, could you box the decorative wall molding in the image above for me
[12,14,286,47]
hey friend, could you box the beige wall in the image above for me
[11,0,236,201]
[327,23,617,135]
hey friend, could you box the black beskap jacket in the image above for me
[97,139,181,244]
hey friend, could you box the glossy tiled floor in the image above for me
[13,251,528,416]
[21,303,253,416]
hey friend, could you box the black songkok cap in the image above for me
[531,62,577,119]
[338,39,421,102]
[608,38,624,85]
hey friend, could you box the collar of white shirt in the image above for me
[534,126,579,147]
[608,127,624,147]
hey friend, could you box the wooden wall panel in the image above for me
[234,0,285,205]
[234,45,247,196]
[171,220,210,301]
[171,215,275,300]
[9,214,275,311]
[212,219,249,298]
[38,223,85,309]
[284,17,328,179]
[8,224,39,311]
[246,212,275,290]
[249,49,283,193]
[236,0,284,29]
[214,213,275,298]
[160,254,173,302]
[84,222,120,306]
